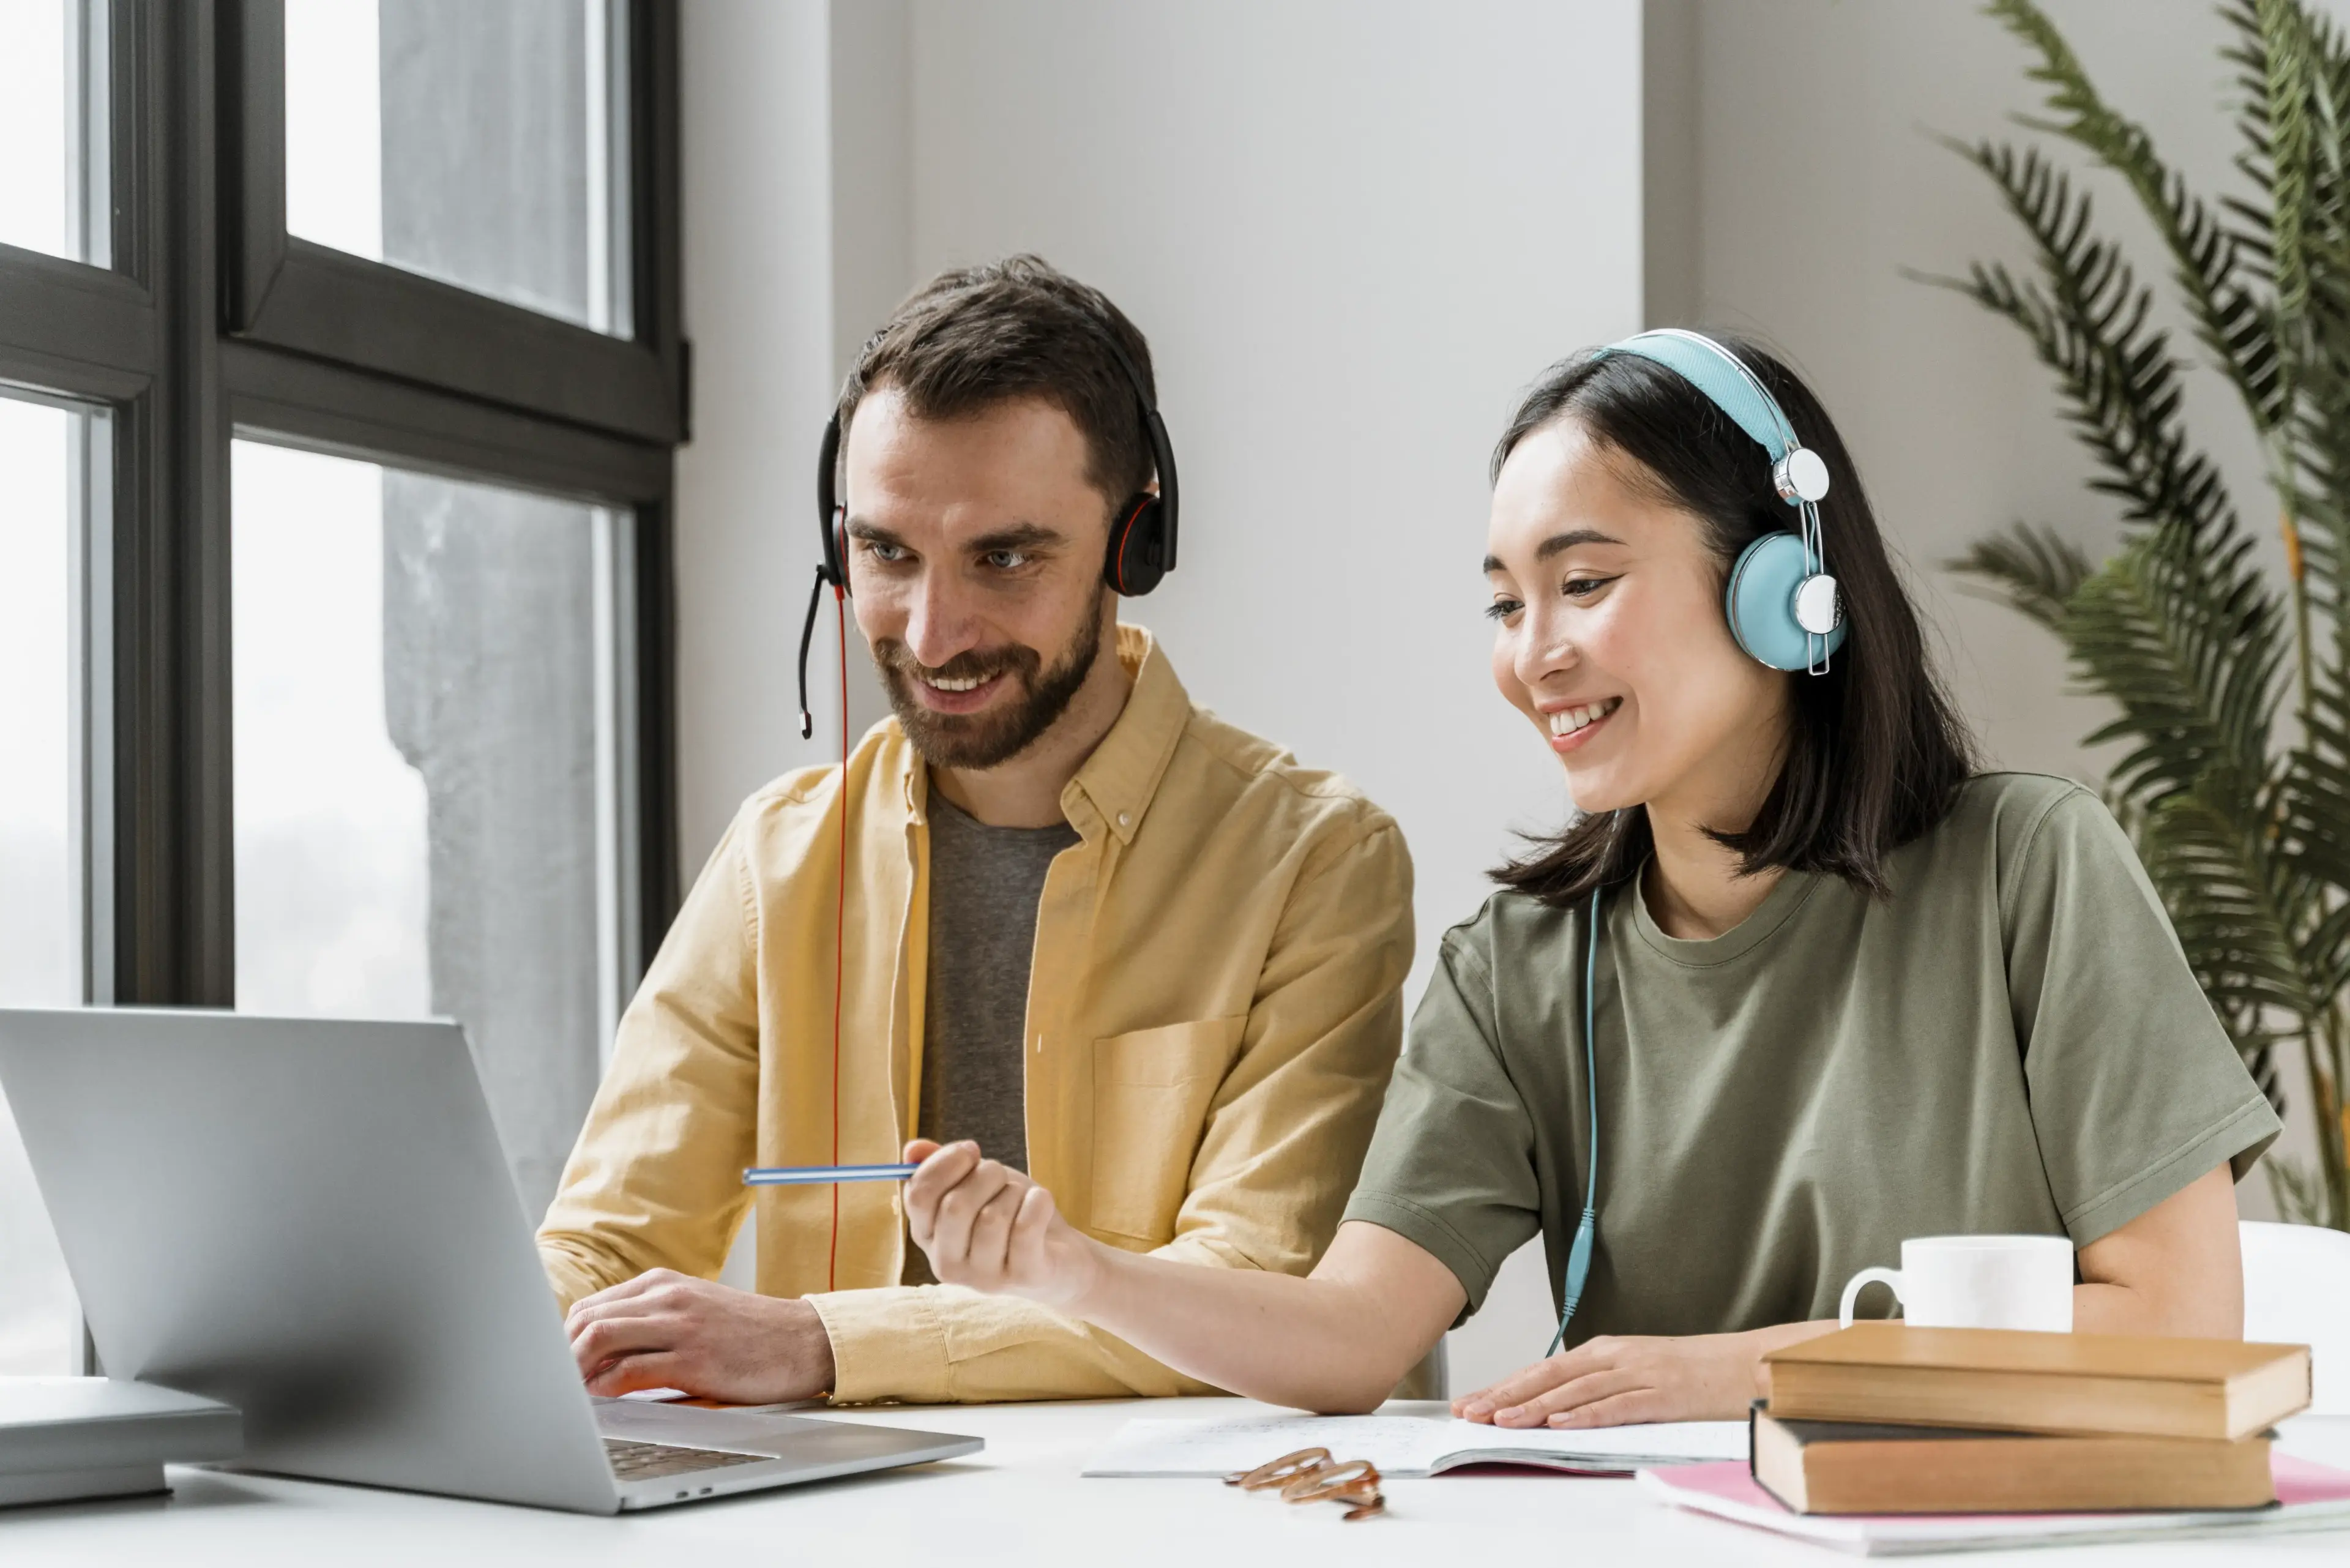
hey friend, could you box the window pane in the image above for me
[233,442,635,1215]
[284,0,633,336]
[0,0,110,265]
[0,394,99,1375]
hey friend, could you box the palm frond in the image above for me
[1931,141,2286,794]
[2065,524,2299,1111]
[1928,144,2245,545]
[1987,0,2285,427]
[2065,521,2284,803]
[1945,522,2091,631]
[2135,778,2318,1021]
[1941,0,2350,1225]
[2106,790,2288,1116]
[2283,678,2350,993]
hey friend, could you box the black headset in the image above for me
[796,327,1181,737]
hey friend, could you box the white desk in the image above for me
[5,1400,2349,1566]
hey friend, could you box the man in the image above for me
[539,256,1413,1404]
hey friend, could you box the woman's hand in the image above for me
[902,1138,1102,1309]
[1452,1324,1831,1428]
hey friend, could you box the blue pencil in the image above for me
[744,1163,920,1187]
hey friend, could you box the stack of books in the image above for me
[1750,1323,2311,1515]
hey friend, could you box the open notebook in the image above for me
[1638,1454,2350,1555]
[1084,1412,1748,1478]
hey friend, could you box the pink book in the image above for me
[1636,1453,2350,1555]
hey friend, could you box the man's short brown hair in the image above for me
[835,255,1157,520]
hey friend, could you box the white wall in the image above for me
[674,1,834,867]
[675,1,902,873]
[1681,0,2329,1219]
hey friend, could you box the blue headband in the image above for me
[1593,329,1797,452]
[1586,328,1843,671]
[1590,329,1829,508]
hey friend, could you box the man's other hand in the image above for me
[565,1270,836,1403]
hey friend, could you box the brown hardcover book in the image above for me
[1764,1325,2310,1441]
[1753,1408,2275,1515]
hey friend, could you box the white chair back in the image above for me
[2240,1219,2350,1415]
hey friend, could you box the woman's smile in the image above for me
[1542,695,1622,754]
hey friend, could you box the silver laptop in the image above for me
[0,1008,980,1513]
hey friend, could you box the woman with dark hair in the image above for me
[891,332,2280,1425]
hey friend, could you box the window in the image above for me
[0,0,108,266]
[234,442,638,1211]
[0,2,682,1323]
[225,0,682,442]
[283,0,632,335]
[0,393,106,1373]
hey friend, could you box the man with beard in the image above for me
[537,257,1414,1405]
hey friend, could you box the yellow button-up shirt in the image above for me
[538,626,1412,1403]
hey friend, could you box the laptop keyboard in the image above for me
[605,1437,770,1482]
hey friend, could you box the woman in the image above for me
[897,331,2280,1428]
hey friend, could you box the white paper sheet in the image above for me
[1084,1412,1748,1478]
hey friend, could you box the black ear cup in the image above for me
[821,327,1177,602]
[802,412,850,738]
[815,413,847,589]
[1104,493,1166,596]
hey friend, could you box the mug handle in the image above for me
[1839,1266,1904,1328]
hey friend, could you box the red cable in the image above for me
[828,584,848,1293]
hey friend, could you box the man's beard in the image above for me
[874,595,1105,771]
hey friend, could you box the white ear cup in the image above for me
[1793,573,1842,636]
[1775,447,1831,504]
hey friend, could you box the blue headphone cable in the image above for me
[1545,887,1603,1358]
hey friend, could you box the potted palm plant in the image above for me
[1938,0,2350,1228]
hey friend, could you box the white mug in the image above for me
[1838,1235,2074,1332]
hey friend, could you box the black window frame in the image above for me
[0,0,685,1014]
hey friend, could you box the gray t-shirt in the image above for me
[1343,772,2280,1340]
[903,790,1078,1286]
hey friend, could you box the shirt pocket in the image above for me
[1089,1015,1248,1245]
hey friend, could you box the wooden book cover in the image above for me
[1751,1407,2274,1515]
[1764,1324,2310,1441]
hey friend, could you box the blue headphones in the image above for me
[1593,329,1846,675]
[1542,332,1848,1360]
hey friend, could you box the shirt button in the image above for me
[1034,1036,1044,1054]
[1117,812,1130,827]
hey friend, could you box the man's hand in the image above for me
[902,1138,1102,1308]
[1451,1322,1836,1428]
[565,1270,837,1404]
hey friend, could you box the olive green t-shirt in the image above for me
[1343,772,2280,1340]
